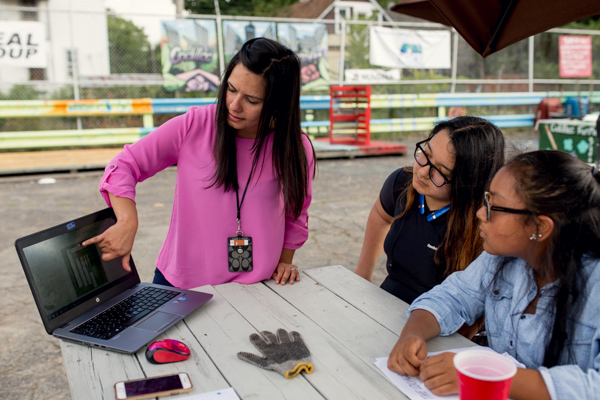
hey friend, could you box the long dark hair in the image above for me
[503,151,600,367]
[210,37,314,218]
[400,116,505,276]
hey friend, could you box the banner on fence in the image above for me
[345,69,401,83]
[559,35,592,78]
[161,20,220,92]
[369,26,450,69]
[0,21,47,68]
[278,23,329,91]
[223,21,276,60]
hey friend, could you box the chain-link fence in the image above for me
[1,4,599,132]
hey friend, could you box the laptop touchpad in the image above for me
[136,312,180,332]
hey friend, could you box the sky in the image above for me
[105,0,177,44]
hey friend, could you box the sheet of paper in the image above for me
[176,387,240,400]
[374,356,458,400]
[374,346,524,400]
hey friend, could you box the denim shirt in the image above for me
[408,251,600,400]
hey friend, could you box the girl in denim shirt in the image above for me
[388,150,600,399]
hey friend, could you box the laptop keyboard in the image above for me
[71,286,181,340]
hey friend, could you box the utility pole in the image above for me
[174,0,184,16]
[215,0,225,73]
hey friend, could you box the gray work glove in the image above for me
[237,329,314,379]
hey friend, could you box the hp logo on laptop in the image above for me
[66,222,76,230]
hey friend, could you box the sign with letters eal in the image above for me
[0,21,47,68]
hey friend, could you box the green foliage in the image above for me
[80,86,174,100]
[49,86,75,100]
[107,14,155,73]
[185,0,297,17]
[564,15,600,29]
[345,22,372,70]
[0,85,42,100]
[533,16,600,80]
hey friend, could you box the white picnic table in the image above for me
[60,265,475,399]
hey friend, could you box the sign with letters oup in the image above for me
[559,35,592,78]
[369,26,450,69]
[0,21,47,68]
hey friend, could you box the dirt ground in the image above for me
[0,134,537,399]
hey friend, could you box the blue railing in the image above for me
[1,91,597,150]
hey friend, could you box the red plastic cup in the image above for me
[453,349,517,400]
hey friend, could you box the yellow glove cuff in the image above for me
[285,362,314,379]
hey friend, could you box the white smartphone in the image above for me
[114,372,192,400]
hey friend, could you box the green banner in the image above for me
[538,120,597,163]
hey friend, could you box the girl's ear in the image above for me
[536,215,554,242]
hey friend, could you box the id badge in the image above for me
[228,236,253,272]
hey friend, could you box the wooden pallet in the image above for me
[0,148,122,175]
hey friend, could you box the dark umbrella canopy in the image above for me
[391,0,600,57]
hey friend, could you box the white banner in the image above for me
[0,21,47,68]
[345,69,401,83]
[370,26,450,69]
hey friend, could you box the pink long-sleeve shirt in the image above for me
[99,104,313,289]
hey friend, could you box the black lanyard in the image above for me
[235,167,254,237]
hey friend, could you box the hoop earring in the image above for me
[529,233,542,241]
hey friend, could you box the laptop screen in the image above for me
[16,208,139,333]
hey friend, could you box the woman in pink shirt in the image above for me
[83,38,315,289]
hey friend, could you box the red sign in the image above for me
[559,35,592,78]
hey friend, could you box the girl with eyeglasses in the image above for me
[354,116,504,336]
[388,150,600,399]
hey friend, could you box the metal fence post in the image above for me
[528,36,534,92]
[214,0,225,74]
[451,29,458,93]
[338,19,346,87]
[68,7,82,129]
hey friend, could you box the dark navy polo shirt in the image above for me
[380,168,448,304]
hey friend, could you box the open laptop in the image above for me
[15,207,212,354]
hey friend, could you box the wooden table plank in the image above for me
[59,266,478,399]
[130,322,230,394]
[303,265,476,353]
[184,285,325,400]
[211,277,403,399]
[304,265,410,333]
[264,272,402,365]
[0,148,121,174]
[61,309,231,399]
[60,341,144,400]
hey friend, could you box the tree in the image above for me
[184,0,297,17]
[565,14,600,29]
[107,13,155,74]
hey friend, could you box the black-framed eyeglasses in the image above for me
[414,140,452,187]
[483,191,533,222]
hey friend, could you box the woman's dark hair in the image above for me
[503,150,600,367]
[211,37,314,218]
[400,116,505,276]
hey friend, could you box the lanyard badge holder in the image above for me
[228,219,253,272]
[228,173,253,272]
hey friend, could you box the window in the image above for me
[29,68,46,81]
[20,0,38,21]
[66,50,77,78]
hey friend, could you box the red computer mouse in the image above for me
[145,339,191,364]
